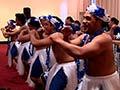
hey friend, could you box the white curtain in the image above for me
[67,0,80,20]
[96,0,120,21]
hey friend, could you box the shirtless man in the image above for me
[1,13,27,68]
[108,17,120,76]
[23,7,31,21]
[29,15,78,90]
[1,19,16,67]
[5,13,28,74]
[50,4,120,90]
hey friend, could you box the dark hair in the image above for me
[23,7,31,12]
[111,17,119,25]
[15,13,26,25]
[74,20,81,26]
[52,16,64,31]
[66,16,74,22]
[5,19,16,31]
[53,16,64,25]
[70,23,80,33]
[28,17,40,30]
[23,7,31,20]
[102,22,109,31]
[8,19,16,28]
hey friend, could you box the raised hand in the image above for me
[0,28,6,32]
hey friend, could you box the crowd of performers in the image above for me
[1,4,120,90]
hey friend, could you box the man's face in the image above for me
[65,19,72,26]
[82,11,97,33]
[40,19,46,28]
[43,20,54,34]
[28,24,34,30]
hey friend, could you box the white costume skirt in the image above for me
[80,71,120,90]
[26,49,48,87]
[17,42,31,75]
[26,47,56,87]
[45,61,78,90]
[8,41,14,67]
[8,41,20,67]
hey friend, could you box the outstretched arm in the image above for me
[50,32,107,59]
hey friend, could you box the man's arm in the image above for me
[4,25,28,36]
[51,32,107,59]
[69,34,85,45]
[113,39,120,45]
[30,30,53,48]
[17,29,30,43]
[4,28,21,36]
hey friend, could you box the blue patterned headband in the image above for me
[70,23,80,32]
[27,17,40,29]
[7,20,16,27]
[87,4,109,22]
[44,15,64,32]
[39,16,46,20]
[27,17,39,24]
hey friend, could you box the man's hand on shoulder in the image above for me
[29,29,36,35]
[50,32,64,42]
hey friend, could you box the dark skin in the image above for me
[30,20,80,90]
[17,29,30,43]
[50,11,116,76]
[29,20,75,64]
[61,26,73,41]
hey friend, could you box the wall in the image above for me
[0,0,66,41]
[0,0,85,41]
[96,0,120,21]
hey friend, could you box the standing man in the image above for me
[29,15,78,90]
[50,4,120,90]
[109,17,120,76]
[65,16,74,26]
[23,7,31,21]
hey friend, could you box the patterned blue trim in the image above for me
[30,56,44,78]
[49,67,67,90]
[21,47,30,61]
[43,15,63,32]
[46,47,51,71]
[10,44,18,58]
[87,4,105,17]
[29,42,34,56]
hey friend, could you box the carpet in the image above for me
[0,44,34,90]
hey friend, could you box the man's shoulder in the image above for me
[20,25,28,30]
[94,33,112,44]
